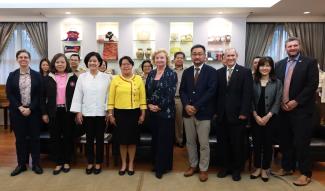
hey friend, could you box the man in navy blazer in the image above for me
[274,37,318,186]
[215,48,253,181]
[180,44,217,182]
[6,49,43,176]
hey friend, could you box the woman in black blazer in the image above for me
[6,49,43,176]
[41,53,77,175]
[250,57,282,182]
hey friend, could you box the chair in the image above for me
[0,85,9,130]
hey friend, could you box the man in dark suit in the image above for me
[275,37,318,186]
[180,44,217,182]
[6,49,43,176]
[216,48,253,181]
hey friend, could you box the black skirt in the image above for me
[114,108,140,145]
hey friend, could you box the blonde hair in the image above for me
[151,49,170,67]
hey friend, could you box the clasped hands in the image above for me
[254,111,272,126]
[19,106,31,117]
[281,100,298,111]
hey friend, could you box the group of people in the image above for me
[5,36,318,186]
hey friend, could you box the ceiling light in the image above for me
[65,11,71,14]
[303,11,311,14]
[0,0,281,8]
[218,12,223,14]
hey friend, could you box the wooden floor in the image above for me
[0,126,324,185]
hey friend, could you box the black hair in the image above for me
[50,53,72,73]
[119,56,134,67]
[101,60,108,69]
[174,51,185,59]
[254,56,276,82]
[141,60,153,71]
[70,54,80,60]
[84,52,103,68]
[39,58,50,76]
[191,44,206,54]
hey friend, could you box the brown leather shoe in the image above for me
[184,167,198,177]
[199,171,208,182]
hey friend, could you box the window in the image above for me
[264,24,288,62]
[0,24,41,84]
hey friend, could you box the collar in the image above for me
[227,63,236,71]
[287,53,300,62]
[55,72,67,77]
[19,68,31,75]
[193,63,204,70]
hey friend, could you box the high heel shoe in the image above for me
[250,169,261,179]
[94,166,102,175]
[85,166,93,175]
[261,170,269,182]
[53,165,63,175]
[119,169,126,176]
[127,170,135,176]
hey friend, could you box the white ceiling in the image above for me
[0,0,324,17]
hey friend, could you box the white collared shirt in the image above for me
[70,71,112,116]
[226,63,236,81]
[193,63,204,76]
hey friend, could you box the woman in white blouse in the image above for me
[70,52,112,175]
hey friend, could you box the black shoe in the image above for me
[127,170,135,176]
[155,172,163,179]
[94,167,102,175]
[232,171,241,181]
[62,166,71,173]
[53,166,63,175]
[85,167,93,175]
[217,169,231,178]
[10,165,27,176]
[32,165,43,174]
[119,169,126,176]
[261,176,269,182]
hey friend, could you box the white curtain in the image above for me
[264,25,288,62]
[0,24,40,84]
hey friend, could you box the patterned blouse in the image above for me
[146,67,177,119]
[19,68,31,106]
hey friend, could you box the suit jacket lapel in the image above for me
[228,64,239,87]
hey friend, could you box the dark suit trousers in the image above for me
[12,111,41,166]
[217,116,245,172]
[49,108,74,165]
[252,118,274,169]
[150,114,174,175]
[278,110,313,177]
[84,116,105,164]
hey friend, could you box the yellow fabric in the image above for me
[108,74,147,110]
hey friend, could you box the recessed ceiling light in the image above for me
[303,11,311,14]
[65,12,71,14]
[218,12,223,14]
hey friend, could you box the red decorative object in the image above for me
[64,31,80,41]
[103,42,118,60]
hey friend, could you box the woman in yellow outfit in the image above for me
[107,56,147,176]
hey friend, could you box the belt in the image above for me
[57,104,66,108]
[175,96,180,98]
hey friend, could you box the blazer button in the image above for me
[192,91,196,94]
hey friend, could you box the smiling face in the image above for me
[17,52,30,68]
[142,62,152,75]
[259,62,272,77]
[224,49,238,68]
[99,61,107,72]
[252,58,260,72]
[285,40,300,58]
[174,53,185,68]
[88,56,100,72]
[69,55,80,69]
[120,58,133,76]
[41,61,50,73]
[154,52,167,68]
[55,56,67,73]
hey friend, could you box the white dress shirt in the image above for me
[70,71,112,116]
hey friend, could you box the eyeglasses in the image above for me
[18,56,29,59]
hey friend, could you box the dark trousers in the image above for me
[12,111,41,166]
[252,118,274,169]
[150,114,174,175]
[84,116,105,164]
[48,108,74,165]
[217,116,245,172]
[278,110,313,177]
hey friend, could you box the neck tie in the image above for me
[194,67,200,86]
[282,60,295,103]
[227,68,233,85]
